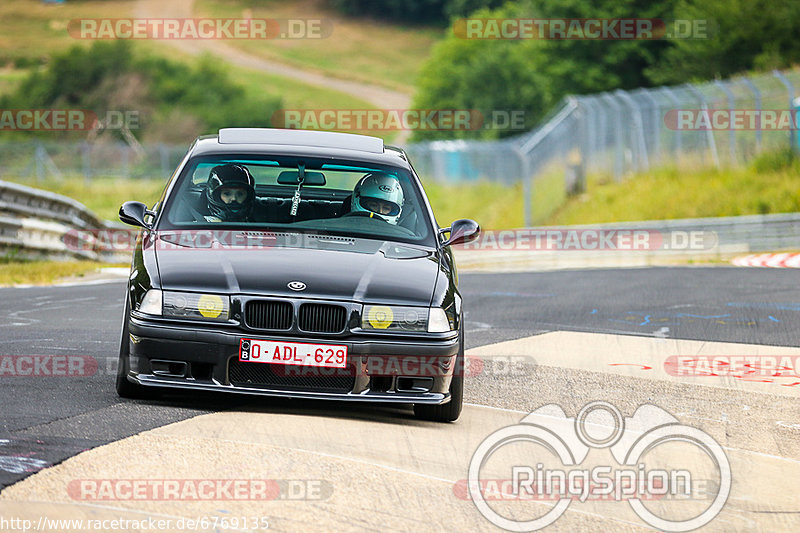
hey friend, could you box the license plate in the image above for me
[239,339,348,368]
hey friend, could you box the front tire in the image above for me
[414,323,464,422]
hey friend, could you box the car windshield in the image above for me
[158,154,433,245]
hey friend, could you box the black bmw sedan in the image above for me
[116,128,479,422]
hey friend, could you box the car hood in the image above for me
[153,232,440,306]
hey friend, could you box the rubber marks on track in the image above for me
[469,331,800,397]
[0,437,104,491]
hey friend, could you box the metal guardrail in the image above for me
[0,180,105,229]
[610,212,800,252]
[0,180,113,261]
[0,215,23,249]
[453,213,800,271]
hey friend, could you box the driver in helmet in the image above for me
[204,164,255,222]
[350,172,403,224]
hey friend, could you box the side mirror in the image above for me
[440,218,480,247]
[119,201,152,228]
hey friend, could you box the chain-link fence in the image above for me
[0,140,187,182]
[406,68,800,224]
[3,68,799,224]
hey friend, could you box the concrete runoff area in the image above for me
[1,331,798,532]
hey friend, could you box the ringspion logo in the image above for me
[467,402,730,531]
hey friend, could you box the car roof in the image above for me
[189,129,411,169]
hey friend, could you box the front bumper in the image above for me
[126,316,460,404]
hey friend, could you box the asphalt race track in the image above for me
[1,267,799,532]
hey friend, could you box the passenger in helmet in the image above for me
[350,172,404,225]
[204,164,255,222]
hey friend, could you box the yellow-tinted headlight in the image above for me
[361,305,427,332]
[163,291,230,322]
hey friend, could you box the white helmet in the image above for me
[351,172,404,225]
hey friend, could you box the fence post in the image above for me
[714,79,737,164]
[121,142,130,178]
[565,96,586,194]
[593,96,608,174]
[659,87,682,162]
[615,89,650,172]
[34,143,45,182]
[516,148,532,227]
[685,84,720,168]
[81,141,91,182]
[159,144,170,178]
[600,93,624,180]
[772,70,797,152]
[638,88,661,165]
[578,97,593,180]
[587,97,600,173]
[741,76,762,153]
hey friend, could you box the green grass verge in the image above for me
[422,171,567,229]
[132,42,377,117]
[3,177,165,222]
[0,0,136,62]
[423,181,524,229]
[0,259,126,286]
[0,0,379,128]
[0,67,26,95]
[195,0,440,94]
[549,156,800,225]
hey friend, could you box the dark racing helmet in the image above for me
[205,164,255,222]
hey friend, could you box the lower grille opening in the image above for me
[150,360,187,378]
[369,376,394,393]
[229,359,355,393]
[396,376,434,393]
[191,362,214,381]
